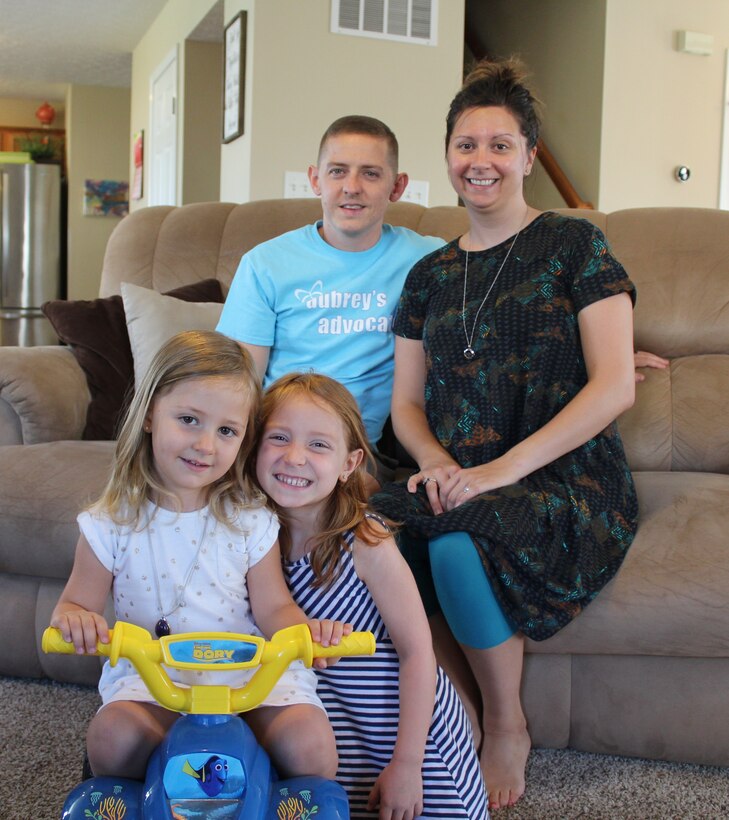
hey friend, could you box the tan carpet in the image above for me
[2,676,727,820]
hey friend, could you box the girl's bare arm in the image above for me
[50,533,113,654]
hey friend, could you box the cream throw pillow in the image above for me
[121,281,224,387]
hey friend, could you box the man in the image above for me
[216,116,444,466]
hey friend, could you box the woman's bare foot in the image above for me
[481,725,531,810]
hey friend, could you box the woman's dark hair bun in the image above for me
[445,55,542,152]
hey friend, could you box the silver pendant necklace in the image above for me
[147,507,210,638]
[461,221,525,360]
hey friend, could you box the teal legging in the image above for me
[429,531,516,649]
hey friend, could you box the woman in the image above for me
[372,57,639,811]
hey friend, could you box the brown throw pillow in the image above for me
[42,279,224,440]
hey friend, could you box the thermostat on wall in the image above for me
[676,30,713,56]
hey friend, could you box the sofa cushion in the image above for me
[41,279,224,440]
[121,282,224,387]
[0,441,115,579]
[527,470,729,659]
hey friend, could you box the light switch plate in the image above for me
[400,179,429,206]
[284,171,315,198]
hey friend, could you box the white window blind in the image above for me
[331,0,437,46]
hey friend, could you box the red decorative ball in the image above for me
[35,102,56,127]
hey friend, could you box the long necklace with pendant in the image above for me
[148,508,210,638]
[461,223,524,360]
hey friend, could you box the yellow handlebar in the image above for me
[42,622,375,715]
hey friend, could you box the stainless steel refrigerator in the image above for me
[0,162,62,346]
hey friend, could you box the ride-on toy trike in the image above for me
[43,621,375,819]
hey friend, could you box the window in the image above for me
[331,0,437,46]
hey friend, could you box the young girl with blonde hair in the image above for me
[52,331,347,782]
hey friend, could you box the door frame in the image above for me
[719,49,729,209]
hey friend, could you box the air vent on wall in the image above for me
[331,0,437,46]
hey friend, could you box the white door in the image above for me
[149,49,178,206]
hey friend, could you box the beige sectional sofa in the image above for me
[1,199,727,768]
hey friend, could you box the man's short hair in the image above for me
[318,115,399,172]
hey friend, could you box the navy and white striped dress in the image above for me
[285,532,489,819]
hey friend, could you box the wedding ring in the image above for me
[463,486,471,494]
[423,476,437,486]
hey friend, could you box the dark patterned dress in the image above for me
[371,212,639,641]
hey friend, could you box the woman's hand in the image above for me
[407,460,459,515]
[440,455,524,511]
[307,618,353,669]
[367,759,424,820]
[392,336,461,516]
[634,350,669,382]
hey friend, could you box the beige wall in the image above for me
[65,85,130,300]
[219,0,464,206]
[220,0,253,203]
[131,0,729,214]
[468,0,729,212]
[0,97,66,129]
[133,0,464,206]
[600,0,729,212]
[29,0,729,302]
[182,39,223,204]
[130,0,220,210]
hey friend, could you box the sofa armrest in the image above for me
[0,346,90,444]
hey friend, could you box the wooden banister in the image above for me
[536,139,593,210]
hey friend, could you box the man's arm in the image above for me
[239,342,270,381]
[217,248,275,382]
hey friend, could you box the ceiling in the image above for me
[0,0,221,103]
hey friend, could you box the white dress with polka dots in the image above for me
[78,501,321,710]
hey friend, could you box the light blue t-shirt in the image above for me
[216,222,444,444]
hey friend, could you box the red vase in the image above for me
[35,102,56,127]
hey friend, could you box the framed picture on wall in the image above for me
[222,11,247,143]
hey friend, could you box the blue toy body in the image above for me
[61,714,348,819]
[45,622,373,820]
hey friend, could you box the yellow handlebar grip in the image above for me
[313,631,376,658]
[41,627,78,655]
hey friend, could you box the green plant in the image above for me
[18,135,57,161]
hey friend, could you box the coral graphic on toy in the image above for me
[276,793,320,819]
[84,794,128,819]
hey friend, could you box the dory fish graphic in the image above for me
[182,754,229,796]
